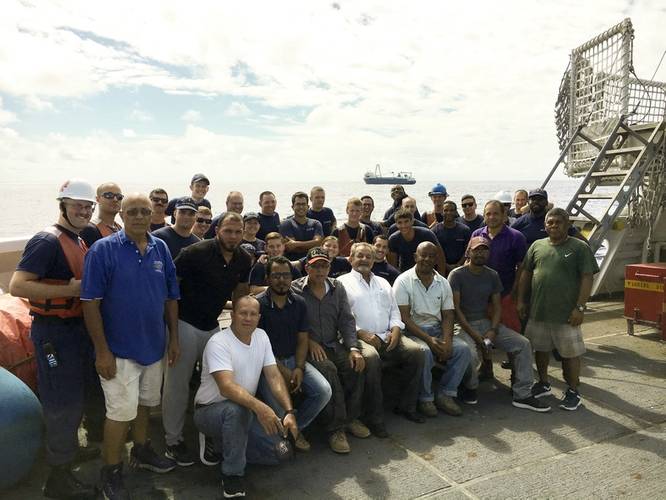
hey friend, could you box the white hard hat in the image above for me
[493,190,513,204]
[56,179,96,203]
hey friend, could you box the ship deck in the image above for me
[4,300,666,499]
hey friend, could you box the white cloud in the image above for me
[181,109,201,122]
[23,95,55,112]
[129,109,153,122]
[0,97,17,125]
[122,128,136,137]
[225,102,251,117]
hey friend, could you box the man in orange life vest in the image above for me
[80,182,124,247]
[10,179,100,499]
[332,197,373,257]
[421,183,448,229]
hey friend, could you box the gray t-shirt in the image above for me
[448,266,503,321]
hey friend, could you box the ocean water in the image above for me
[0,178,583,239]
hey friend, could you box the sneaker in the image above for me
[512,396,552,412]
[100,463,130,500]
[294,432,311,452]
[531,381,552,399]
[199,432,222,466]
[165,441,196,467]
[328,430,351,454]
[460,388,478,405]
[435,394,462,416]
[130,441,176,473]
[417,400,438,418]
[44,465,97,500]
[559,388,582,411]
[346,419,371,438]
[221,474,246,498]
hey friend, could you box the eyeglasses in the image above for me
[269,272,292,280]
[123,208,152,217]
[101,192,124,201]
[461,202,475,208]
[150,197,168,205]
[196,218,212,224]
[64,201,96,213]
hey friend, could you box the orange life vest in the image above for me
[336,223,367,257]
[424,211,441,227]
[96,221,120,238]
[28,225,88,318]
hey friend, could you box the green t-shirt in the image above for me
[523,237,599,323]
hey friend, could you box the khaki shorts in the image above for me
[100,357,163,422]
[525,320,586,358]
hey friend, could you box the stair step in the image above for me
[578,194,615,200]
[590,171,626,177]
[604,146,644,156]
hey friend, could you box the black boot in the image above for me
[43,464,96,499]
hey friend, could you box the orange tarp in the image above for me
[0,294,37,391]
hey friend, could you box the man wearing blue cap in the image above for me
[166,173,212,224]
[421,183,448,228]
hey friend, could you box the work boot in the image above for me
[328,430,350,454]
[43,464,96,499]
[417,400,438,418]
[435,394,463,416]
[346,419,371,438]
[294,433,311,452]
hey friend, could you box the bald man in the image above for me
[82,193,181,498]
[80,182,124,247]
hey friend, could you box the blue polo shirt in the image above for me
[257,289,310,359]
[81,230,180,365]
[279,217,324,260]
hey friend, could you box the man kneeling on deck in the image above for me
[194,296,297,499]
[448,237,550,412]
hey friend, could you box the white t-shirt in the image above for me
[393,267,454,327]
[194,327,276,406]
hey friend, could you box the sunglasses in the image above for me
[461,202,475,208]
[196,218,213,224]
[101,192,124,201]
[124,208,152,217]
[150,197,168,204]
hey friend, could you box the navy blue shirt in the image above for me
[362,220,384,239]
[242,238,266,255]
[174,239,252,331]
[387,218,429,235]
[388,226,440,272]
[297,256,350,279]
[371,261,400,285]
[432,222,472,264]
[511,212,579,247]
[458,214,485,233]
[279,217,324,260]
[257,290,310,359]
[306,207,336,236]
[81,231,180,365]
[256,212,281,241]
[249,261,301,286]
[166,197,211,224]
[384,208,421,227]
[17,225,80,282]
[152,226,200,259]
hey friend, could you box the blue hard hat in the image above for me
[429,183,447,196]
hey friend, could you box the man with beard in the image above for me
[432,201,471,274]
[149,188,170,231]
[256,256,332,452]
[161,211,252,467]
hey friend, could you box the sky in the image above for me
[1,0,665,185]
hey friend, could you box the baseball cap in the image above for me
[243,212,259,222]
[429,183,448,196]
[191,173,210,185]
[528,188,548,200]
[306,247,331,265]
[240,243,257,257]
[175,197,198,211]
[468,236,491,250]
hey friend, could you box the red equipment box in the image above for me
[624,263,666,339]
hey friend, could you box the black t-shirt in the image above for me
[166,197,211,224]
[387,218,429,235]
[371,261,400,285]
[362,220,385,239]
[152,226,200,259]
[150,221,168,232]
[256,213,281,241]
[457,214,485,233]
[432,222,472,264]
[249,261,301,286]
[384,208,422,227]
[174,239,252,330]
[306,207,336,236]
[388,226,439,271]
[257,290,310,359]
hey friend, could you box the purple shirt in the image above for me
[472,225,527,296]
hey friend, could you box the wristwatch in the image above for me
[575,304,586,312]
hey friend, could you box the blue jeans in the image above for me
[257,357,331,430]
[408,324,472,400]
[31,316,102,466]
[193,400,291,477]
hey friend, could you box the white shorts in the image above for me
[100,357,164,422]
